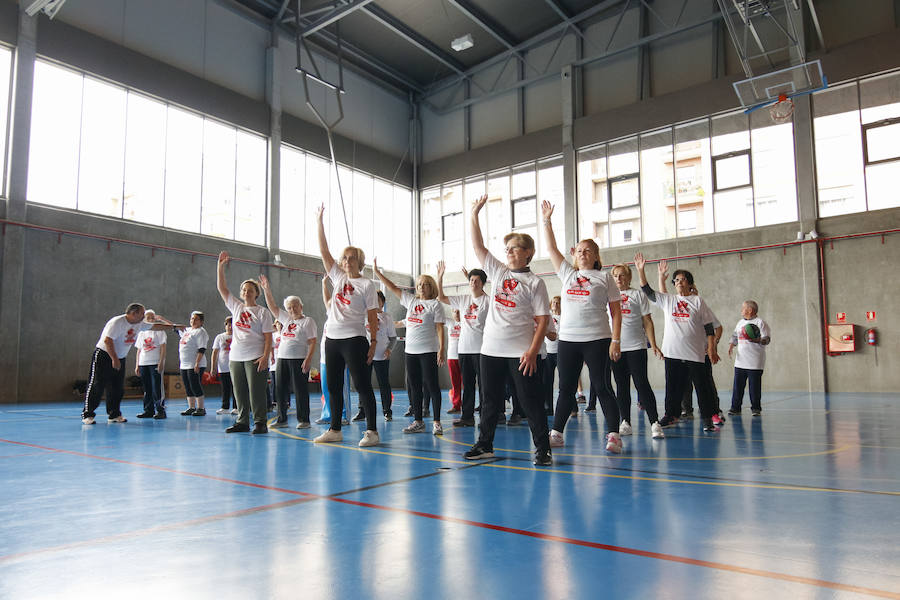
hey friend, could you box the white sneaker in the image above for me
[107,416,127,423]
[549,429,564,447]
[651,422,665,439]
[606,432,623,454]
[359,430,380,447]
[216,408,228,414]
[230,408,238,415]
[296,422,310,429]
[403,420,426,434]
[314,429,343,443]
[619,421,633,436]
[433,422,443,436]
[82,416,95,425]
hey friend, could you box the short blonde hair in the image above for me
[612,264,632,279]
[340,246,366,268]
[503,232,536,264]
[241,279,261,297]
[416,274,438,300]
[576,239,602,269]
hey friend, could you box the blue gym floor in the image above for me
[1,390,898,600]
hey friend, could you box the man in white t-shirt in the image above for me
[82,303,173,425]
[728,300,771,416]
[436,261,490,427]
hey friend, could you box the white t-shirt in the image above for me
[545,314,560,354]
[178,327,209,370]
[618,287,652,352]
[556,262,620,342]
[325,264,379,339]
[540,315,557,358]
[134,330,167,366]
[480,253,551,358]
[448,322,461,360]
[448,294,489,354]
[367,311,397,362]
[733,317,770,370]
[650,291,716,363]
[212,333,232,373]
[275,309,317,360]
[270,333,280,371]
[400,291,445,354]
[96,315,152,359]
[225,294,275,362]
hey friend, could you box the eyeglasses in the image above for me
[505,246,526,254]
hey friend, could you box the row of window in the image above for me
[0,51,413,273]
[423,69,900,263]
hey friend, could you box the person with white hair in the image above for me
[259,275,318,429]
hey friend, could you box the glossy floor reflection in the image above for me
[1,391,898,600]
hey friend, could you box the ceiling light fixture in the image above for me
[451,34,474,52]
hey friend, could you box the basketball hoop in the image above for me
[769,94,795,124]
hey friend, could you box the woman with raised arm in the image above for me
[216,251,274,435]
[462,195,553,466]
[634,252,720,432]
[259,275,318,430]
[314,205,381,447]
[373,261,446,435]
[540,201,624,453]
[609,263,665,439]
[436,261,489,428]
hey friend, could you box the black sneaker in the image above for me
[225,423,250,433]
[659,415,678,428]
[384,411,393,422]
[251,424,268,434]
[463,444,494,460]
[702,418,716,431]
[453,417,475,427]
[728,408,741,415]
[584,406,597,413]
[352,410,366,422]
[180,408,196,416]
[192,408,207,416]
[751,409,762,416]
[680,411,694,419]
[153,410,167,419]
[136,412,154,419]
[533,448,552,466]
[403,407,413,417]
[507,414,523,425]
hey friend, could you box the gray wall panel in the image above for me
[649,27,714,97]
[204,0,267,101]
[524,76,561,134]
[421,106,465,163]
[119,0,207,81]
[470,91,518,149]
[0,0,16,45]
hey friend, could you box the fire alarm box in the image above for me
[828,324,855,353]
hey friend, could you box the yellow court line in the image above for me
[436,433,854,461]
[266,422,900,496]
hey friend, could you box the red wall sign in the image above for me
[866,311,876,321]
[836,312,846,323]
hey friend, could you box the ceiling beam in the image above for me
[542,0,571,20]
[444,0,519,50]
[300,0,377,36]
[362,4,468,75]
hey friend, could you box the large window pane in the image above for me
[714,188,754,232]
[712,112,752,230]
[440,182,463,268]
[537,156,563,257]
[608,138,641,247]
[486,170,510,259]
[373,179,393,270]
[280,145,305,253]
[0,46,11,196]
[330,166,353,247]
[352,171,374,256]
[305,155,330,255]
[640,129,675,242]
[77,78,126,217]
[28,61,82,209]
[421,186,442,275]
[200,120,236,239]
[463,176,485,268]
[813,83,866,217]
[577,146,609,248]
[393,185,413,274]
[164,107,203,233]
[865,161,900,210]
[750,109,797,226]
[123,93,166,226]
[674,120,713,237]
[235,131,266,246]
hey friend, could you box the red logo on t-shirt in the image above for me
[224,338,232,352]
[413,304,425,314]
[464,303,479,320]
[336,283,355,306]
[621,293,632,314]
[566,275,592,297]
[673,300,690,319]
[142,337,156,351]
[502,279,519,293]
[236,311,253,330]
[283,322,298,338]
[125,328,137,344]
[451,324,461,337]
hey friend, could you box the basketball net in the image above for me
[769,94,795,124]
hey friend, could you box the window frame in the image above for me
[861,116,900,166]
[711,148,753,193]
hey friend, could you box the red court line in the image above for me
[2,438,896,598]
